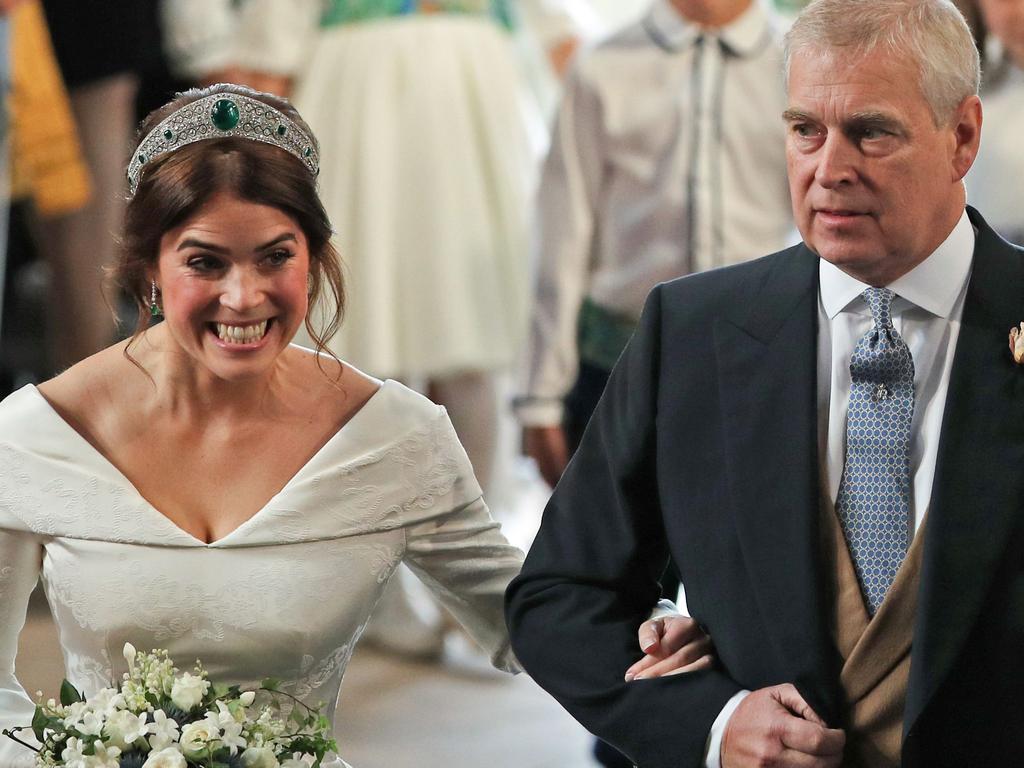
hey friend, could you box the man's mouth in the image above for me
[211,320,270,345]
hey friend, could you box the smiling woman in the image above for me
[116,85,344,369]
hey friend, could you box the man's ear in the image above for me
[949,94,982,182]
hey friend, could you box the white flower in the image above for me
[83,740,121,768]
[213,700,238,726]
[123,643,137,669]
[239,691,256,706]
[241,746,280,768]
[179,716,221,755]
[141,747,187,768]
[170,672,210,712]
[220,719,247,755]
[63,701,89,728]
[103,709,148,750]
[60,736,88,768]
[90,688,126,715]
[281,753,315,768]
[78,709,105,737]
[146,709,180,751]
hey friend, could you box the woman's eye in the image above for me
[264,250,294,267]
[186,255,224,272]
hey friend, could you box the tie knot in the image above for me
[862,287,895,331]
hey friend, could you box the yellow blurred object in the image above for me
[8,0,91,216]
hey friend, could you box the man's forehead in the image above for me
[785,46,925,112]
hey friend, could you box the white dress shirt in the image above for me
[704,209,976,767]
[516,0,793,426]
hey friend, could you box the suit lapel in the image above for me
[904,209,1024,739]
[713,246,842,722]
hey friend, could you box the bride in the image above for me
[0,85,708,767]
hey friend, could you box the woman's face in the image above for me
[153,192,311,382]
[979,0,1024,66]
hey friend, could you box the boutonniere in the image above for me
[1009,323,1024,364]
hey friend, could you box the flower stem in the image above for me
[1,727,42,753]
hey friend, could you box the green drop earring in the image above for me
[150,280,163,318]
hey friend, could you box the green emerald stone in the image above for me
[163,128,174,141]
[303,147,312,157]
[277,124,288,137]
[211,99,240,131]
[137,153,146,165]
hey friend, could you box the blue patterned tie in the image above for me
[835,288,915,615]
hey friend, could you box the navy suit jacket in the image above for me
[505,207,1024,767]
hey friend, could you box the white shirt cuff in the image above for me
[512,398,565,427]
[704,690,750,768]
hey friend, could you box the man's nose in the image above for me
[814,134,858,188]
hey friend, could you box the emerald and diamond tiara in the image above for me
[126,93,320,198]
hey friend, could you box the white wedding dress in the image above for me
[0,380,523,768]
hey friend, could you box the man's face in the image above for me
[784,48,977,286]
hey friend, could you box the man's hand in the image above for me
[524,425,570,489]
[625,616,714,680]
[721,684,845,767]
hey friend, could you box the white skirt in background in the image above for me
[294,14,532,379]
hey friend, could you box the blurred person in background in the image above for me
[2,0,90,392]
[30,1,162,372]
[962,0,1024,244]
[515,0,792,495]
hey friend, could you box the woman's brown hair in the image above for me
[112,83,345,372]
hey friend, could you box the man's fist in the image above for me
[721,683,845,767]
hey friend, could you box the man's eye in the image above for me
[792,123,820,138]
[860,127,888,140]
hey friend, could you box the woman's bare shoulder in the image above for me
[36,340,146,424]
[286,344,382,418]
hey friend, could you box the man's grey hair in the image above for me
[784,0,980,125]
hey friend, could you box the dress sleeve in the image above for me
[398,413,524,673]
[0,527,45,768]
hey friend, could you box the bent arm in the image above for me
[506,285,742,768]
[0,527,44,767]
[403,494,524,673]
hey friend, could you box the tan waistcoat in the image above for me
[821,501,927,768]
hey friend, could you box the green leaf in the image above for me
[31,707,48,741]
[260,678,281,691]
[59,680,83,707]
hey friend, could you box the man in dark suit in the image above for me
[505,1,1024,766]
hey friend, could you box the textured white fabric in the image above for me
[160,0,323,78]
[515,0,795,426]
[290,14,532,378]
[0,380,523,768]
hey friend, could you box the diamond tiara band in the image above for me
[126,94,320,197]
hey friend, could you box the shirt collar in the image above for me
[819,208,975,319]
[644,0,772,57]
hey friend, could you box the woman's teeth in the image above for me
[215,320,268,344]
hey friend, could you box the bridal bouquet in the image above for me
[2,644,337,768]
